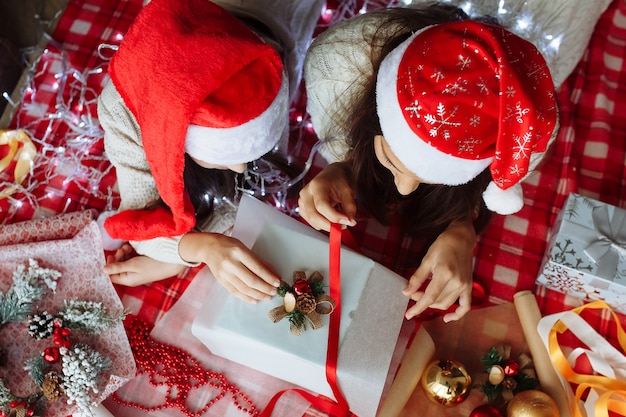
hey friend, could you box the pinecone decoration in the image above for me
[502,376,518,391]
[296,293,316,314]
[28,311,56,340]
[42,372,65,402]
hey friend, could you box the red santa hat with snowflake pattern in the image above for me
[104,0,288,240]
[376,20,558,215]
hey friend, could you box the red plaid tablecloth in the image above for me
[2,0,626,415]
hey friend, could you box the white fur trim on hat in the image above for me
[376,28,492,185]
[483,181,524,215]
[184,71,289,165]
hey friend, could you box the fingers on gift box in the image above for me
[191,195,410,417]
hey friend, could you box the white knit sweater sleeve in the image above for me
[98,79,197,266]
[304,13,386,164]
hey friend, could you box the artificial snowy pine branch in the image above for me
[0,259,61,324]
[0,379,16,405]
[24,355,47,387]
[59,300,125,333]
[61,344,112,414]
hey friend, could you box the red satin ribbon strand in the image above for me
[260,389,347,416]
[328,222,350,413]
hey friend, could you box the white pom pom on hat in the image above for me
[483,182,524,215]
[376,21,558,215]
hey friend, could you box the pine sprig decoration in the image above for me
[25,355,47,388]
[479,346,539,405]
[309,278,325,296]
[61,344,112,413]
[59,300,125,333]
[0,259,61,325]
[286,310,306,330]
[514,372,539,393]
[277,282,290,297]
[480,380,502,404]
[481,347,503,368]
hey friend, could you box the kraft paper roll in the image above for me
[377,326,435,417]
[513,290,572,417]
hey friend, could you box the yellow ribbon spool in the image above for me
[0,129,37,199]
[548,300,626,417]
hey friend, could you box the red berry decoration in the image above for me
[292,279,312,295]
[502,358,520,376]
[470,404,504,417]
[43,346,61,363]
[53,326,71,349]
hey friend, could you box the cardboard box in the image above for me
[191,195,409,417]
[536,193,626,313]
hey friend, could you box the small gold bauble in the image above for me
[506,390,560,417]
[421,359,472,407]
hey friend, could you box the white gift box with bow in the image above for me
[537,193,626,312]
[191,195,409,417]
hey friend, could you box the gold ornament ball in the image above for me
[421,359,472,407]
[507,390,560,417]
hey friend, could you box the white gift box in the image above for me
[191,195,409,417]
[536,193,626,313]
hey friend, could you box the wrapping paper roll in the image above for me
[377,326,435,417]
[513,291,574,417]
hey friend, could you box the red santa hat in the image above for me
[376,20,558,215]
[104,0,288,241]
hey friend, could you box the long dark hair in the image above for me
[345,3,496,240]
[183,152,302,227]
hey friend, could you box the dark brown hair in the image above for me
[183,151,303,228]
[345,3,496,238]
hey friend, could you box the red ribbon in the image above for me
[260,223,350,416]
[327,222,350,413]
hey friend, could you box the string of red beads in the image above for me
[111,317,260,417]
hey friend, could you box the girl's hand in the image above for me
[104,243,188,285]
[179,232,281,304]
[298,162,357,232]
[403,218,477,323]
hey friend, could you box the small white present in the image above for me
[536,193,626,313]
[191,195,409,417]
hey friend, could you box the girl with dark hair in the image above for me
[98,0,323,303]
[298,3,559,322]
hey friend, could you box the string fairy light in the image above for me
[1,35,117,223]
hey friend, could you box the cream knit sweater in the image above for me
[98,81,236,265]
[99,0,324,265]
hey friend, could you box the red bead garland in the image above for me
[112,317,260,417]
